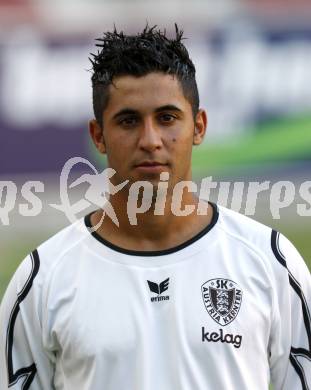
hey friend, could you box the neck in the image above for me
[91,186,213,250]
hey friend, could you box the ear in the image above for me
[193,109,208,146]
[89,119,106,154]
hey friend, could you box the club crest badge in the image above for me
[201,278,243,326]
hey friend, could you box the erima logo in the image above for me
[201,327,242,349]
[202,278,243,326]
[147,278,170,302]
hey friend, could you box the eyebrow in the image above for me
[155,105,183,113]
[112,105,183,120]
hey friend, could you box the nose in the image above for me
[137,119,163,152]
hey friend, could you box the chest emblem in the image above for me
[201,278,243,326]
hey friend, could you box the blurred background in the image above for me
[0,0,310,299]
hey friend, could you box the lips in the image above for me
[134,161,169,174]
[135,161,167,167]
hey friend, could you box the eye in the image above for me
[119,116,138,127]
[159,113,176,123]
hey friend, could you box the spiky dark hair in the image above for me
[89,24,199,127]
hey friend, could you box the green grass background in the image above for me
[192,115,311,177]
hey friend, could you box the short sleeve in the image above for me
[269,231,311,390]
[0,250,55,389]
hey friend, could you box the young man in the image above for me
[0,25,310,390]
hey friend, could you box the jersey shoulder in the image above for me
[216,205,273,251]
[216,205,308,277]
[38,218,88,259]
[10,218,90,294]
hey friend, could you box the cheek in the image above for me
[169,126,193,145]
[106,135,129,154]
[168,136,193,166]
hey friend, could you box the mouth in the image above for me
[134,161,169,173]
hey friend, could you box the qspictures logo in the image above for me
[1,157,311,227]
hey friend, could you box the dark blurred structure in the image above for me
[1,0,311,176]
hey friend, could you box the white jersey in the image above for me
[0,203,310,390]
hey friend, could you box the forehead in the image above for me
[105,73,190,112]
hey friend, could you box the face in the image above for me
[90,72,207,192]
